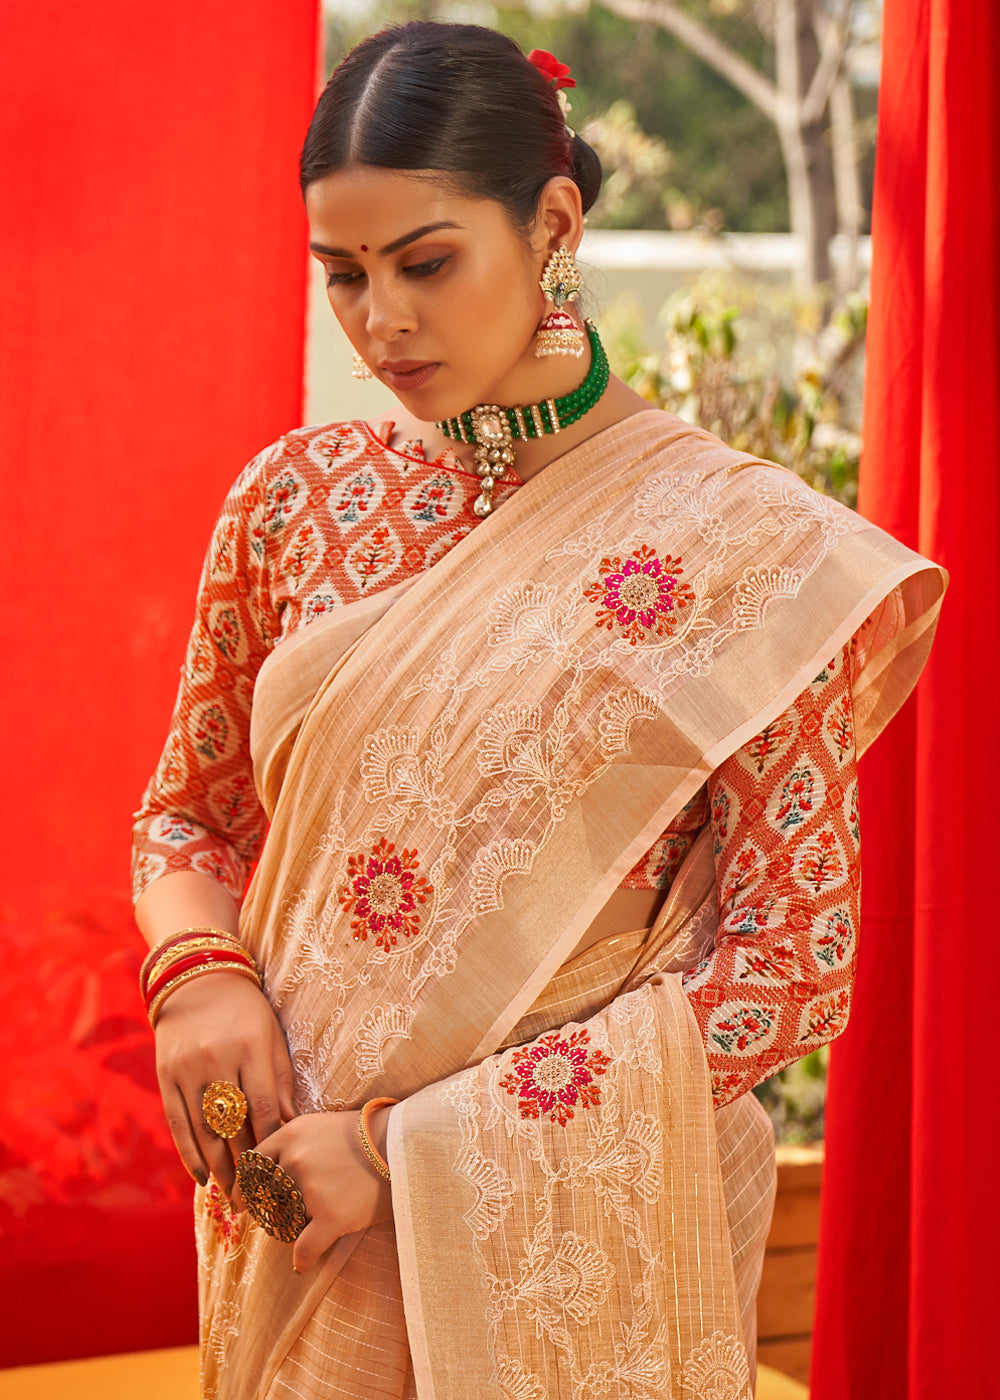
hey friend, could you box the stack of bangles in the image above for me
[140,926,263,1028]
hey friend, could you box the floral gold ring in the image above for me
[202,1081,248,1139]
[235,1150,308,1244]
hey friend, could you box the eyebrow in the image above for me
[309,221,463,260]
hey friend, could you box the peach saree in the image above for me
[196,411,945,1400]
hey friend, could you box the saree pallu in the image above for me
[196,411,945,1399]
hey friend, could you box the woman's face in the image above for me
[305,165,553,420]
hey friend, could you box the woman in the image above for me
[133,22,945,1400]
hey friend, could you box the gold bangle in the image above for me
[140,926,241,987]
[357,1097,399,1182]
[146,936,249,989]
[148,960,261,1029]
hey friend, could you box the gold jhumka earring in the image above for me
[535,245,586,358]
[352,353,374,381]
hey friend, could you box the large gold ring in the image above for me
[235,1151,308,1244]
[202,1081,248,1139]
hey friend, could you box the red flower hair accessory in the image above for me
[528,49,576,91]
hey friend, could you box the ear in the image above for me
[533,176,585,260]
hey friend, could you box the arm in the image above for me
[683,644,860,1106]
[132,450,297,1191]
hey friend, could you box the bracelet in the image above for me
[147,960,261,1029]
[357,1097,399,1183]
[142,935,245,997]
[140,926,241,993]
[144,949,260,1011]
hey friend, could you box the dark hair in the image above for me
[299,22,602,231]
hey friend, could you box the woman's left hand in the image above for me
[240,1106,393,1273]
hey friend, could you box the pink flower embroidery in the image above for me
[585,545,694,645]
[204,1180,241,1252]
[339,838,433,951]
[500,1028,611,1126]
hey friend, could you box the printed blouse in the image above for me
[132,420,863,1106]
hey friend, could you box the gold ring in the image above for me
[235,1151,308,1243]
[202,1081,248,1139]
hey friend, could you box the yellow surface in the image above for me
[0,1346,808,1399]
[0,1345,199,1399]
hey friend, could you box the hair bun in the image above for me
[569,133,603,215]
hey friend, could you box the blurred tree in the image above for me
[321,0,878,291]
[595,0,869,292]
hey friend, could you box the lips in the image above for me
[378,359,440,391]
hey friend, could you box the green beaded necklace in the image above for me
[435,320,609,517]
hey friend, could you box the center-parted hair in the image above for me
[299,22,602,231]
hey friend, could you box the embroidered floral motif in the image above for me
[256,472,300,543]
[193,703,229,760]
[585,545,694,645]
[338,838,433,951]
[682,1331,751,1400]
[811,909,854,969]
[826,690,855,760]
[332,471,378,525]
[799,987,851,1042]
[353,1003,414,1077]
[517,1231,614,1325]
[204,1180,241,1253]
[775,767,815,829]
[408,474,455,524]
[346,524,402,591]
[746,713,794,772]
[707,1001,776,1055]
[711,787,731,850]
[799,828,844,891]
[286,522,319,583]
[210,606,242,661]
[500,1028,611,1125]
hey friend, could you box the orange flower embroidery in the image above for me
[339,838,433,951]
[585,545,694,645]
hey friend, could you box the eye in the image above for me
[404,255,451,279]
[325,267,364,288]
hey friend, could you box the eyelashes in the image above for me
[325,255,452,289]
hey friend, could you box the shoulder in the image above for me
[214,421,399,527]
[231,420,387,491]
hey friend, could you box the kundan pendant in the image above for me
[469,405,518,516]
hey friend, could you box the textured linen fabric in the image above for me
[135,421,866,1106]
[174,412,942,1399]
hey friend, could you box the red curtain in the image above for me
[811,1,1000,1394]
[0,1,318,1365]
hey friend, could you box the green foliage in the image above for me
[753,1046,829,1144]
[605,275,865,506]
[322,0,791,232]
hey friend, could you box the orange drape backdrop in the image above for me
[0,1,318,1365]
[812,0,1000,1394]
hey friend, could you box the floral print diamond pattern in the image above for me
[684,650,862,1104]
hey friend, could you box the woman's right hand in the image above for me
[153,970,298,1195]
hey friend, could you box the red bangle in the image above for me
[144,949,257,1010]
[140,927,241,996]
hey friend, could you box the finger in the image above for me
[188,1082,245,1195]
[273,1039,298,1123]
[241,1072,284,1152]
[160,1079,210,1187]
[292,1218,335,1275]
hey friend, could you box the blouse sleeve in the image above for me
[130,445,283,904]
[682,643,861,1107]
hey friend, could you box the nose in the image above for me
[365,275,417,342]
